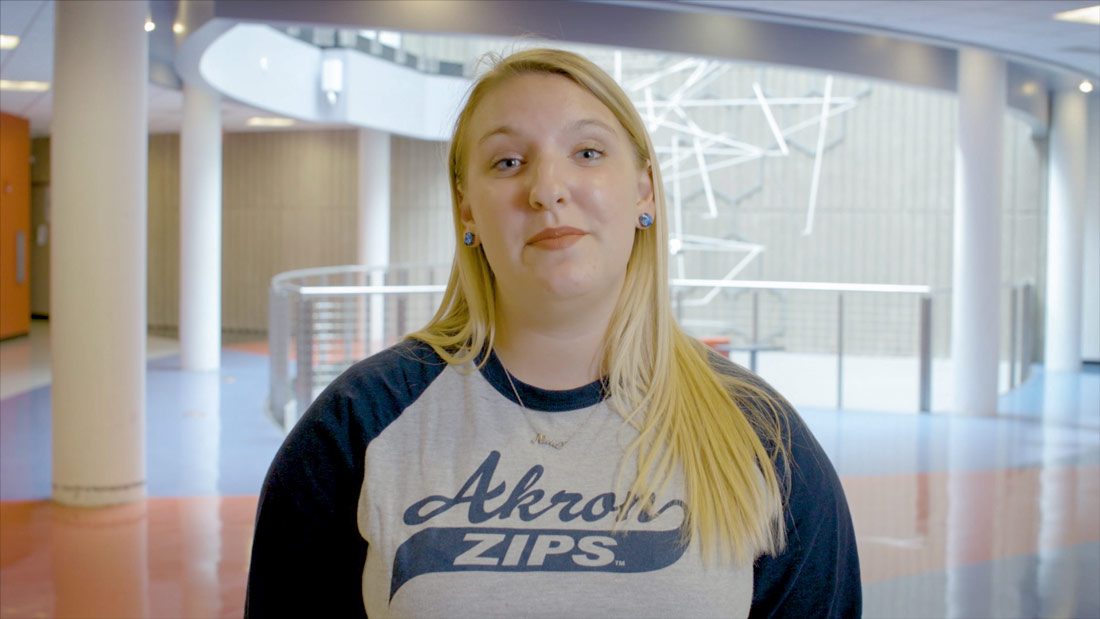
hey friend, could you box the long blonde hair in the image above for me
[409,48,787,564]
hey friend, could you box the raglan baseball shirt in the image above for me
[244,339,861,618]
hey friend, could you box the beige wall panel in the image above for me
[147,133,180,333]
[30,137,52,316]
[389,135,452,267]
[147,129,359,335]
[220,130,358,333]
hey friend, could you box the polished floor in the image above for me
[1,321,1098,618]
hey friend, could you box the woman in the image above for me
[245,48,860,618]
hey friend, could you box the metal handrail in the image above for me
[268,263,450,431]
[268,266,1037,430]
[671,278,932,294]
[672,278,935,412]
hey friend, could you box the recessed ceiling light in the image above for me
[1053,5,1100,25]
[1021,81,1039,95]
[246,117,295,127]
[1081,80,1095,93]
[0,80,50,92]
[0,34,20,50]
[144,19,155,32]
[173,22,185,34]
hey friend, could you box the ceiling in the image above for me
[0,0,337,136]
[666,0,1099,78]
[1,0,1097,137]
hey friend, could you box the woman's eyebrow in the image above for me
[477,118,618,147]
[567,118,617,136]
[477,126,516,146]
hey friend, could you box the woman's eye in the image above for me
[576,148,603,161]
[492,157,521,171]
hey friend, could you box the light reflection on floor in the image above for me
[1,497,255,619]
[1,328,1097,618]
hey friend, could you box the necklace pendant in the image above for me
[532,432,566,449]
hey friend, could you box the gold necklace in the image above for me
[502,367,600,450]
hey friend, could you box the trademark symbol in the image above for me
[615,560,626,567]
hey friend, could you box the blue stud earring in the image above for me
[463,232,475,246]
[638,213,654,228]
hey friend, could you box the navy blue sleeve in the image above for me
[244,382,369,618]
[708,353,861,617]
[244,341,445,618]
[749,409,862,618]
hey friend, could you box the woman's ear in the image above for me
[636,161,655,214]
[458,186,475,228]
[457,186,480,248]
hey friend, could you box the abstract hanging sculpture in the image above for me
[614,54,869,307]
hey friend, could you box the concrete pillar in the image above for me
[358,128,391,354]
[51,0,148,505]
[180,83,222,371]
[950,48,1004,416]
[1044,90,1088,372]
[1082,92,1100,362]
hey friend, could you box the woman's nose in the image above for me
[528,159,568,210]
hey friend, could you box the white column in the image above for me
[51,0,148,505]
[950,48,1004,416]
[1082,93,1100,362]
[1044,90,1088,372]
[180,83,223,371]
[358,128,391,354]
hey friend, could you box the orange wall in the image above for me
[0,112,31,339]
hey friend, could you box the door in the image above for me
[0,112,31,339]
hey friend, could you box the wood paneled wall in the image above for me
[148,134,180,333]
[148,129,449,336]
[389,135,453,266]
[30,138,50,316]
[221,130,358,332]
[148,129,359,334]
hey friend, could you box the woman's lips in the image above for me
[527,226,585,249]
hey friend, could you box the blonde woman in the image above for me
[246,48,860,618]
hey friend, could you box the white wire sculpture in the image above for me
[617,53,870,309]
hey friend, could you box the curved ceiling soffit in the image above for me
[182,0,1052,135]
[174,17,469,140]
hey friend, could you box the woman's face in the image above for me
[459,73,653,309]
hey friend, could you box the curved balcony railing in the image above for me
[268,265,1036,430]
[267,263,449,431]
